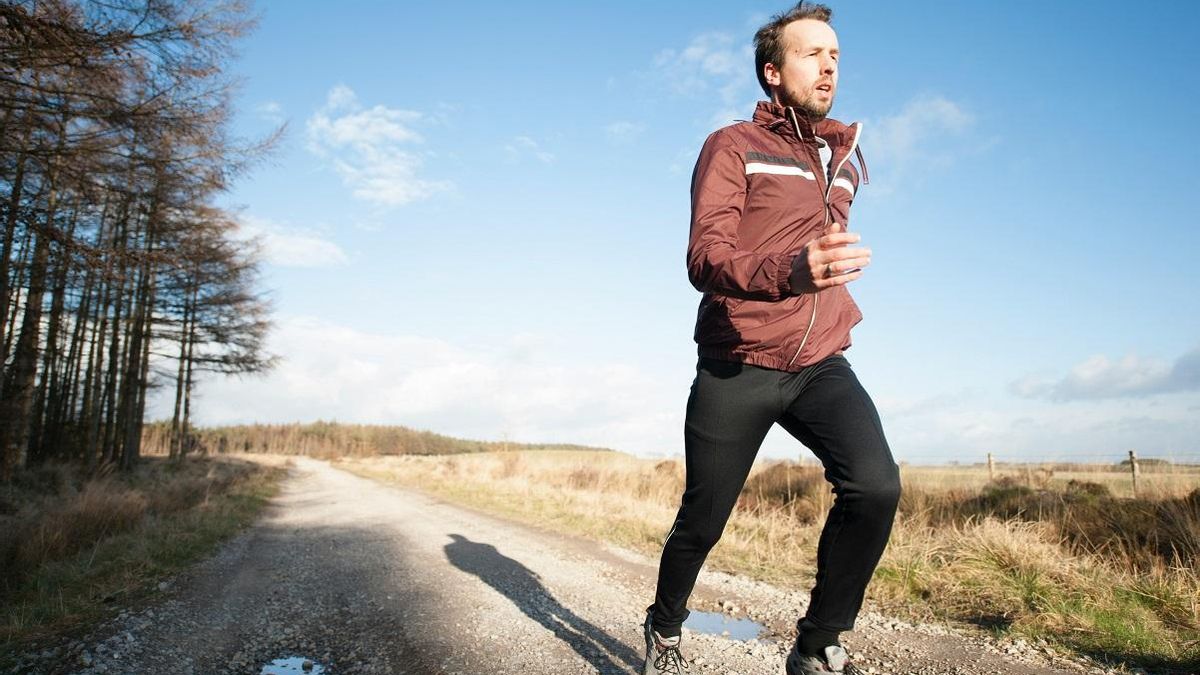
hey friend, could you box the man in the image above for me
[643,4,901,675]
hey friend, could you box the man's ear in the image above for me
[763,62,782,87]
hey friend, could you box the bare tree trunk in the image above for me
[100,201,135,469]
[2,210,34,366]
[0,154,27,366]
[60,259,94,458]
[29,200,79,464]
[0,176,57,480]
[180,282,198,459]
[129,266,155,464]
[169,277,191,460]
[100,271,125,468]
[61,194,114,460]
[82,262,111,473]
[120,210,156,471]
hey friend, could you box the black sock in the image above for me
[798,625,840,656]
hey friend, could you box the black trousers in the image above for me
[650,354,901,637]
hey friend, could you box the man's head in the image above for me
[754,2,839,121]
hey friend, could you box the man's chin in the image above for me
[780,96,832,121]
[795,103,832,121]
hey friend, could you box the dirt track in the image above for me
[16,456,1120,674]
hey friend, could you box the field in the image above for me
[899,462,1199,499]
[337,450,1200,673]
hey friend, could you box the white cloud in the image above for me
[306,85,450,206]
[604,121,645,144]
[869,96,972,158]
[1012,346,1200,401]
[651,32,758,130]
[862,95,977,192]
[867,388,1200,464]
[655,32,746,93]
[233,216,348,268]
[504,135,555,164]
[146,316,684,456]
[323,84,358,112]
[255,100,285,125]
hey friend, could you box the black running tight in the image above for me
[650,355,901,637]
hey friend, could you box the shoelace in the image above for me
[653,641,690,673]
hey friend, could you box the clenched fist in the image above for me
[788,222,871,294]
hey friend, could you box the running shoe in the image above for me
[785,643,865,675]
[643,609,689,674]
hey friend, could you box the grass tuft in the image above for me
[0,455,286,662]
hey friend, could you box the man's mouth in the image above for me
[816,82,833,94]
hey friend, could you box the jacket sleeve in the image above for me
[686,131,798,301]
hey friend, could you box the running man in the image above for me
[643,4,901,675]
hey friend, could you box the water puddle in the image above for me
[260,656,326,674]
[684,610,765,641]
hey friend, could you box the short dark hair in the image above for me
[753,2,834,96]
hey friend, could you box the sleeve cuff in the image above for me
[778,251,801,297]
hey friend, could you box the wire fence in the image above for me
[891,451,1200,465]
[868,449,1200,499]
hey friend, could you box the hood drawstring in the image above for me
[787,107,804,141]
[854,144,870,185]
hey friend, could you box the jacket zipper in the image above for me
[786,110,861,368]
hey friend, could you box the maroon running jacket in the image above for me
[688,100,868,371]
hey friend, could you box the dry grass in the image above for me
[0,454,287,659]
[902,463,1200,499]
[337,451,1200,672]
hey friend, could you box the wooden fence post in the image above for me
[1129,450,1139,498]
[987,452,995,482]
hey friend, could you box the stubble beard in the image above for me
[780,86,833,122]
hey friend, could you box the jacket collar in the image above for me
[751,100,857,150]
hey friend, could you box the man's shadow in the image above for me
[443,534,641,673]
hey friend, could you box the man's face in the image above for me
[765,19,839,120]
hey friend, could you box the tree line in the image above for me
[0,0,278,480]
[140,421,618,459]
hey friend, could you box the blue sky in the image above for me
[147,1,1200,464]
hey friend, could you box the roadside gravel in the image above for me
[12,456,1145,675]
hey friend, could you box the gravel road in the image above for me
[15,456,1133,675]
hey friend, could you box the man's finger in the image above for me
[817,232,861,249]
[816,268,864,288]
[831,247,871,263]
[826,257,871,275]
[816,246,871,263]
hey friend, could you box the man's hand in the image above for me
[788,222,871,294]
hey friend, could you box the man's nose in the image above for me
[820,55,836,74]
